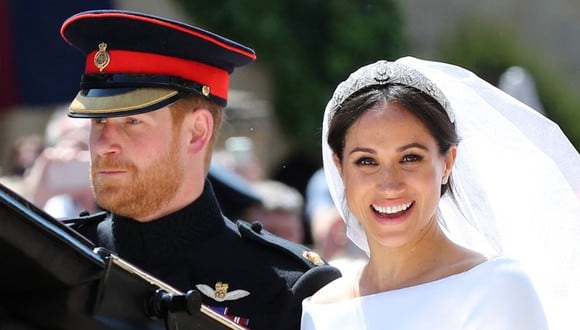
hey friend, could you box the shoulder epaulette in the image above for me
[237,220,328,269]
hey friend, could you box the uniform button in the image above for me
[251,221,263,233]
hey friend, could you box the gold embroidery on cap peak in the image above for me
[94,42,111,72]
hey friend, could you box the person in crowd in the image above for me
[0,134,43,199]
[302,57,580,329]
[498,66,545,115]
[243,179,306,244]
[23,107,96,217]
[224,136,265,182]
[207,159,264,221]
[305,168,366,277]
[59,9,340,330]
[5,135,44,177]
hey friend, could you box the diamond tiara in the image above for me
[327,60,454,123]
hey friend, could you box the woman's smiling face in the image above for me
[335,101,456,250]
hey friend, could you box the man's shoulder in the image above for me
[235,220,323,268]
[235,219,342,300]
[236,219,340,273]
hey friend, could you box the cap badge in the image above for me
[201,85,211,97]
[94,42,111,72]
[303,251,325,266]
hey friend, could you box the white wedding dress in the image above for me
[301,258,547,330]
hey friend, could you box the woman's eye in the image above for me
[402,154,422,163]
[127,118,140,125]
[355,157,376,166]
[94,118,107,125]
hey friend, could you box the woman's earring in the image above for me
[442,176,449,185]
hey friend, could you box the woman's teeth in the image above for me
[372,202,413,215]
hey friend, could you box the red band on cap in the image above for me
[85,49,229,100]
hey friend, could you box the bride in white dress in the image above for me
[301,57,580,330]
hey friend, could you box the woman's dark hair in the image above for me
[327,84,459,196]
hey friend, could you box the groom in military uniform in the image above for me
[61,10,340,330]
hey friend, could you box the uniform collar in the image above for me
[110,179,226,263]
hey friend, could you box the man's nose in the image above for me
[91,123,122,157]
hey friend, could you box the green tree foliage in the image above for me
[176,0,407,154]
[439,24,580,150]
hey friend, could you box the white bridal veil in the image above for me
[322,57,580,329]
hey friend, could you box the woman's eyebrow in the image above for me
[396,142,428,152]
[348,147,375,156]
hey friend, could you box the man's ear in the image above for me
[186,108,214,154]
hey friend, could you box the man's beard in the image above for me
[90,137,185,220]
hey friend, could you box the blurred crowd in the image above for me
[1,106,96,218]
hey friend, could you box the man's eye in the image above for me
[94,118,107,124]
[127,118,140,124]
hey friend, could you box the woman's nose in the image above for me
[376,165,404,192]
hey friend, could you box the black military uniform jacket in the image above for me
[69,180,341,330]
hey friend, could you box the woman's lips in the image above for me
[370,201,414,224]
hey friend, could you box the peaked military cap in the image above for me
[60,10,256,118]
